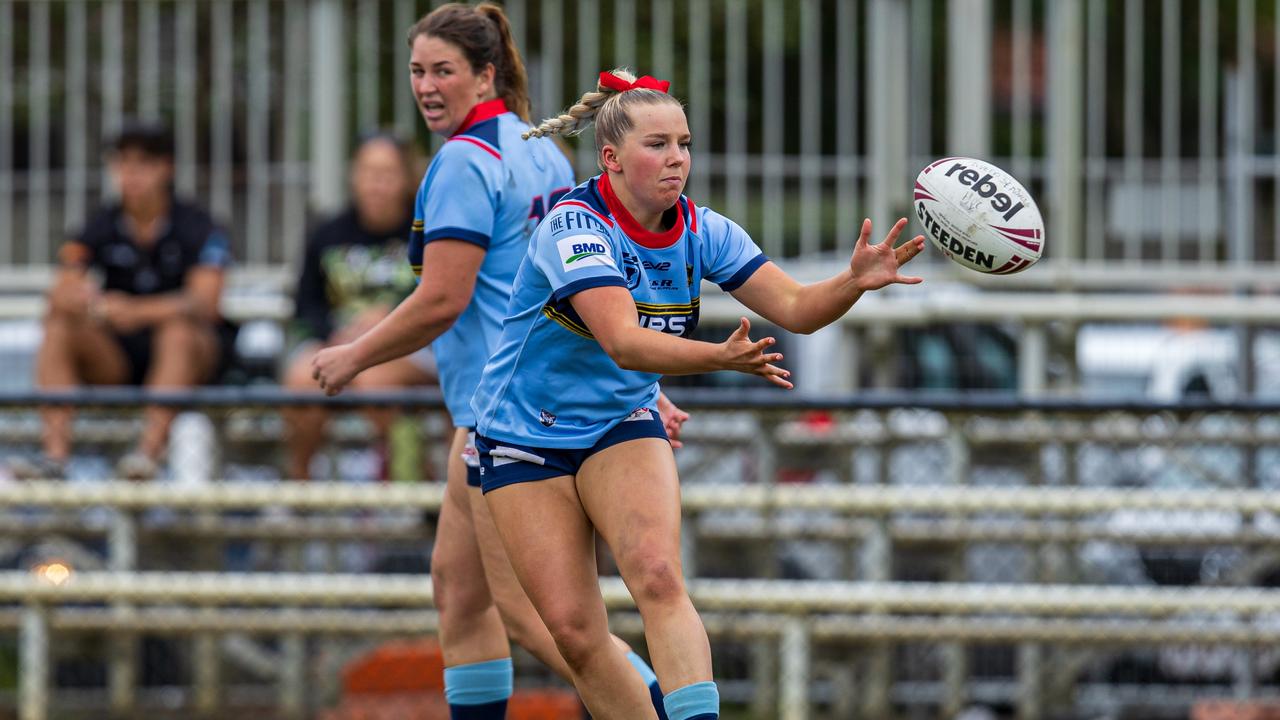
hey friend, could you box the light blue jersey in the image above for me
[408,98,574,428]
[472,173,768,448]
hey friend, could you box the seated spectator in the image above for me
[14,122,234,480]
[282,134,436,480]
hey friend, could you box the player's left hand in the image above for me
[311,344,362,396]
[849,218,925,292]
[657,392,690,449]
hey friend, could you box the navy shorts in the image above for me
[475,408,669,494]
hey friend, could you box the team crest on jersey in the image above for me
[538,409,557,427]
[557,235,616,272]
[622,252,642,289]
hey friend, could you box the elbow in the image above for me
[597,335,641,371]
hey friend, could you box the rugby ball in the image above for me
[913,157,1044,274]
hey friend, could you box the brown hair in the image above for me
[406,2,531,122]
[522,69,682,170]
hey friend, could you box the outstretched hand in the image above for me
[656,392,691,448]
[849,218,925,292]
[719,317,793,389]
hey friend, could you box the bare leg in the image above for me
[433,428,510,666]
[485,474,657,719]
[137,317,218,460]
[34,307,129,462]
[281,344,328,480]
[577,439,711,694]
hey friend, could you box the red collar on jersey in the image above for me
[452,98,508,136]
[598,172,685,250]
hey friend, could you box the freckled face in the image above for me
[608,103,691,215]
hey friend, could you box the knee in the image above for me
[430,546,491,619]
[627,554,686,608]
[153,317,199,350]
[283,352,318,390]
[542,611,601,672]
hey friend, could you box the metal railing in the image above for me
[3,390,1280,718]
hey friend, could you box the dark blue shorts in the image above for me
[475,408,668,494]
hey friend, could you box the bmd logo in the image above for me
[566,242,608,263]
[556,235,617,272]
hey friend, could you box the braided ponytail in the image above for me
[523,69,682,171]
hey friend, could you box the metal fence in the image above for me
[3,389,1280,718]
[5,0,1280,272]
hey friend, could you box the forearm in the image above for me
[347,291,458,372]
[123,292,210,325]
[606,327,725,376]
[787,268,864,334]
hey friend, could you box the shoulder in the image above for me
[547,178,614,233]
[445,117,503,162]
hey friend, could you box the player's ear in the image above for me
[477,62,497,97]
[600,144,622,173]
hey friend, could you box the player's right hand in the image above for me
[718,317,792,389]
[311,344,361,397]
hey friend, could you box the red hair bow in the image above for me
[598,72,671,94]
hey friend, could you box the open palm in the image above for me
[849,217,926,292]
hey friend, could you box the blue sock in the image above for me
[625,651,669,720]
[663,681,718,720]
[444,658,512,720]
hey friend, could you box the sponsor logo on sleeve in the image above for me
[557,235,617,272]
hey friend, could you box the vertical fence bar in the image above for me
[507,0,526,72]
[1049,0,1084,263]
[1122,0,1144,260]
[725,1,748,222]
[175,0,198,198]
[577,0,601,175]
[107,511,138,714]
[247,0,271,265]
[310,0,347,214]
[799,0,821,256]
[27,1,51,264]
[1199,0,1218,261]
[64,1,88,238]
[139,0,161,120]
[836,0,858,256]
[1161,0,1181,262]
[1085,0,1107,262]
[283,0,308,270]
[101,0,125,211]
[210,1,235,226]
[762,1,784,257]
[540,0,563,119]
[394,0,416,138]
[1012,0,1032,180]
[1233,0,1256,265]
[0,0,10,264]
[779,619,811,720]
[869,0,909,231]
[19,604,48,720]
[614,0,636,67]
[357,0,380,134]
[688,0,711,202]
[947,0,991,158]
[1276,0,1280,261]
[909,0,932,180]
[651,0,673,86]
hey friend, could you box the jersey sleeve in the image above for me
[699,207,769,291]
[419,143,496,249]
[532,207,627,302]
[195,227,233,268]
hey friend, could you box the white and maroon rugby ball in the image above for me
[914,157,1044,274]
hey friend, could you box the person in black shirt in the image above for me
[282,134,435,480]
[17,122,233,480]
